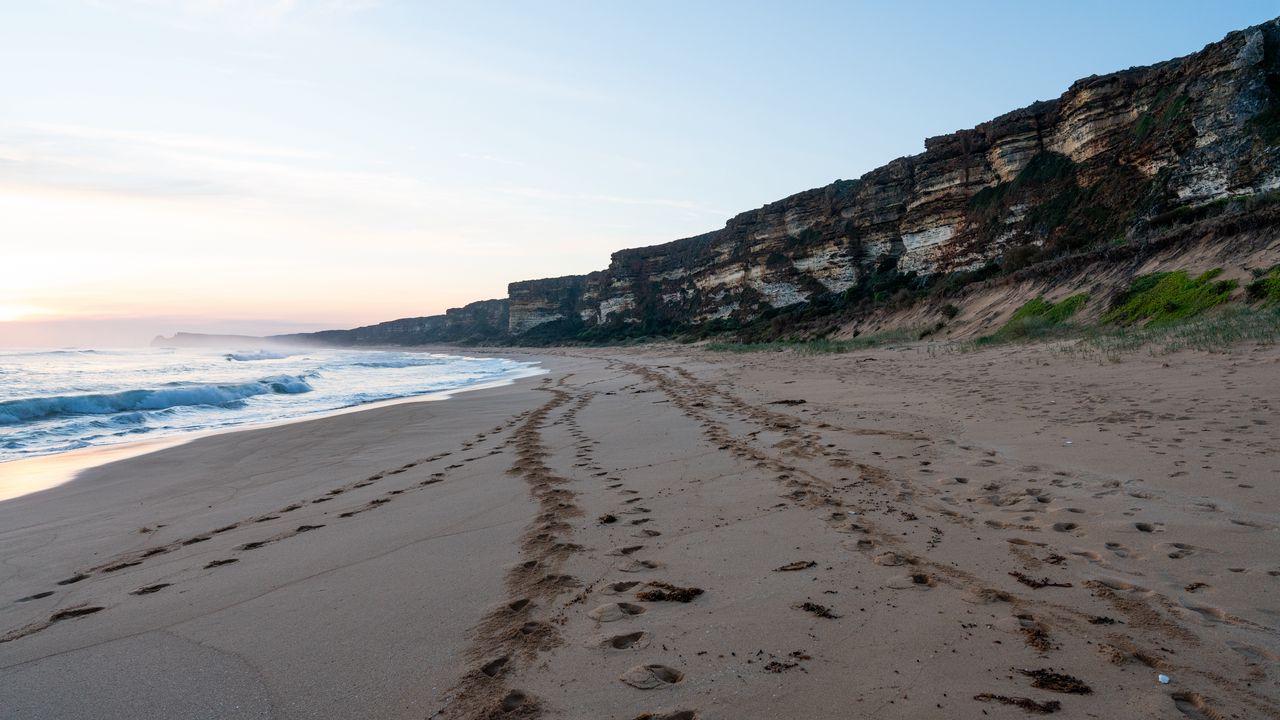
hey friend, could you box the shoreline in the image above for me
[0,349,547,503]
[2,344,1276,719]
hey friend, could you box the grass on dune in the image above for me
[974,293,1088,345]
[1102,269,1237,326]
[1071,304,1280,360]
[1247,265,1280,304]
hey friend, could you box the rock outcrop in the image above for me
[276,299,510,346]
[506,18,1280,339]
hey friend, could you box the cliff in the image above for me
[179,18,1280,349]
[274,299,510,346]
[153,299,509,348]
[506,18,1280,340]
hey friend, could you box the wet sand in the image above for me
[1,344,1277,719]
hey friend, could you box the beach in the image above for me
[1,344,1277,719]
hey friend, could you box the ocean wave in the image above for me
[351,359,443,369]
[0,375,313,426]
[225,350,293,361]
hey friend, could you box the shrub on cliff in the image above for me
[1103,269,1237,326]
[980,293,1088,343]
[1247,266,1280,304]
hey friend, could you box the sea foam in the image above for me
[0,375,313,425]
[0,348,542,461]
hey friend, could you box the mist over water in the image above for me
[0,347,542,462]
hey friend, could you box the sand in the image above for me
[1,343,1277,719]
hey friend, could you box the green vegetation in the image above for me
[1102,269,1237,326]
[1134,90,1190,141]
[975,293,1088,344]
[1010,151,1076,189]
[1146,191,1280,231]
[1253,76,1280,146]
[968,151,1076,212]
[1006,293,1088,331]
[957,304,1280,360]
[1256,105,1280,145]
[1248,265,1280,304]
[1074,305,1280,360]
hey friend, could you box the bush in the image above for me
[1247,266,1280,304]
[1002,244,1044,272]
[1103,269,1237,326]
[980,293,1088,342]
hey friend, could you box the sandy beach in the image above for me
[1,344,1277,719]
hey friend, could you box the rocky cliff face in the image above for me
[507,18,1280,339]
[276,299,509,346]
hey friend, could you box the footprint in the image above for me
[1,605,104,644]
[619,560,662,573]
[17,591,55,602]
[873,552,909,567]
[632,712,696,720]
[480,656,509,677]
[1179,601,1235,625]
[130,583,171,596]
[1105,542,1131,558]
[204,558,239,569]
[602,581,641,595]
[604,631,649,650]
[609,545,645,556]
[1172,692,1222,720]
[620,664,683,689]
[589,603,646,622]
[1227,641,1280,663]
[1156,542,1198,559]
[497,690,537,715]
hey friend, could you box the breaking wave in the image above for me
[0,375,313,426]
[225,350,293,361]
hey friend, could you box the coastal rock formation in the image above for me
[157,299,510,348]
[506,18,1280,338]
[279,299,510,346]
[164,18,1280,348]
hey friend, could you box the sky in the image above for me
[1,0,1276,346]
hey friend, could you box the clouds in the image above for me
[0,118,720,338]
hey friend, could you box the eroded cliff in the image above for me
[506,18,1280,340]
[276,299,509,346]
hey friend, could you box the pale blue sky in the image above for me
[1,1,1275,344]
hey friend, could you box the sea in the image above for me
[0,347,543,463]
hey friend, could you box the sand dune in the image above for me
[1,344,1277,719]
